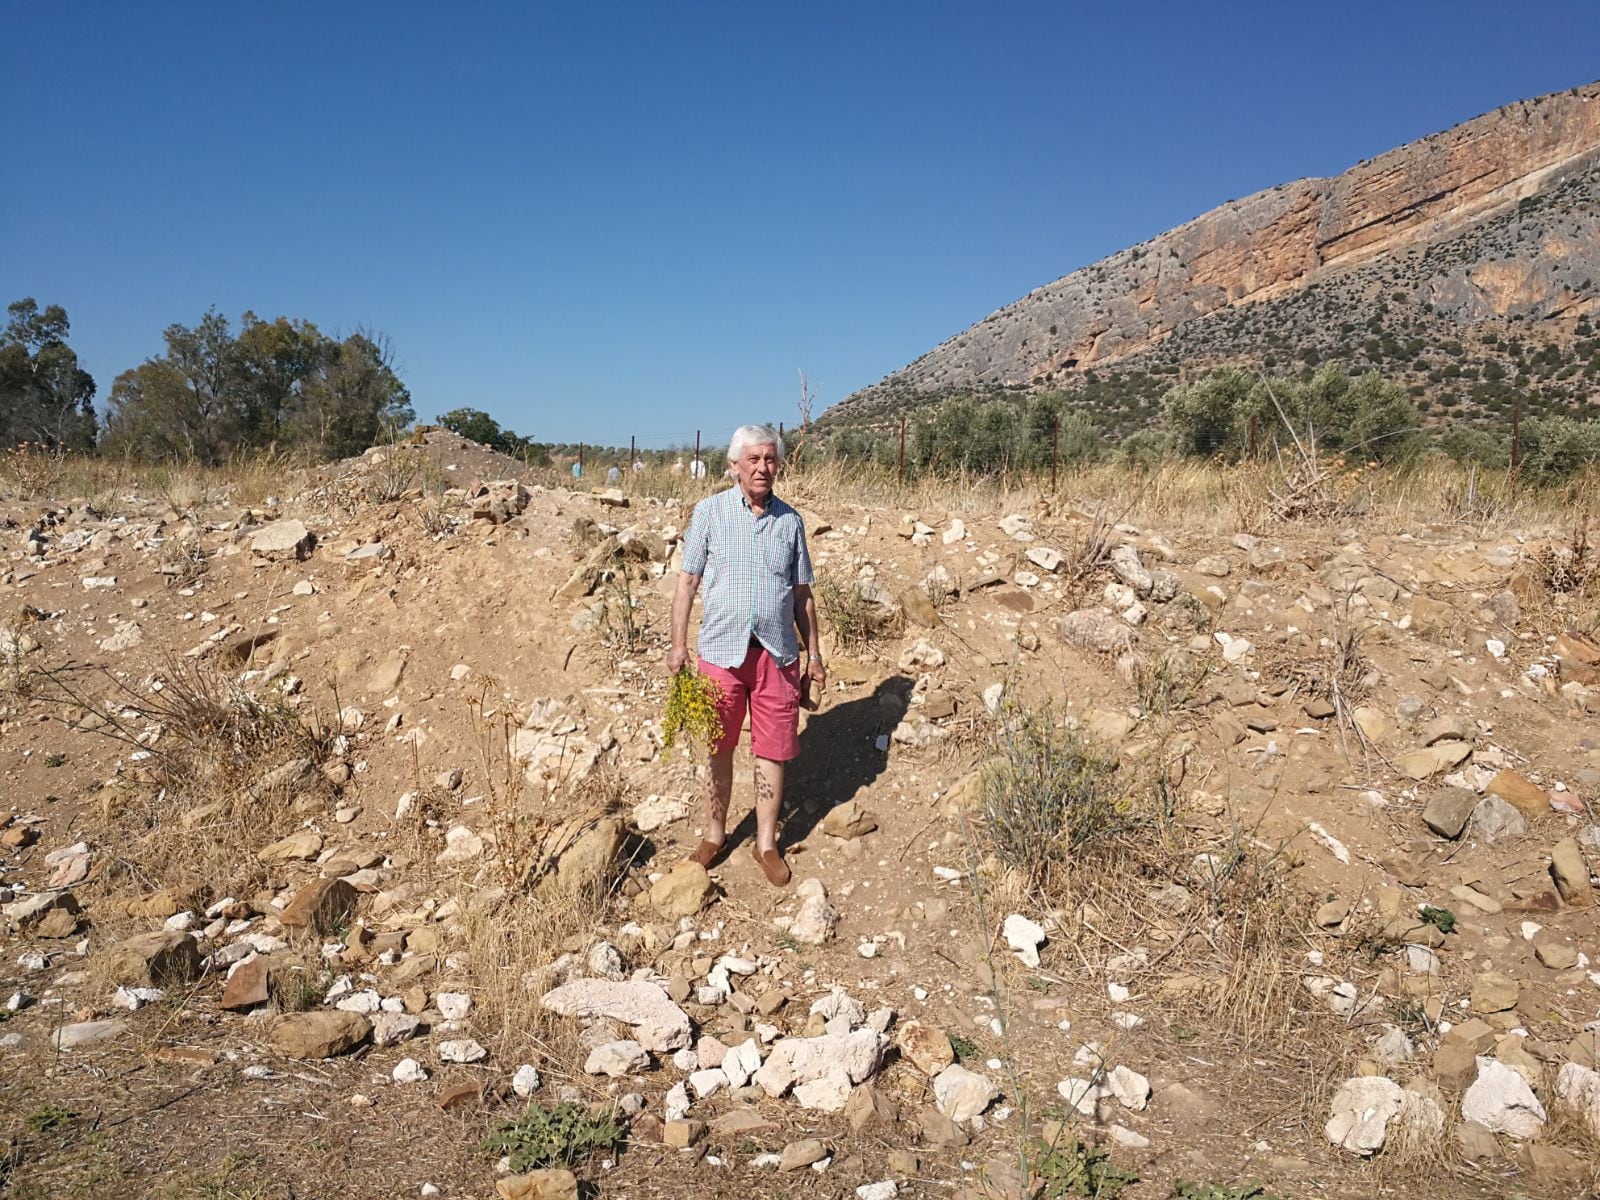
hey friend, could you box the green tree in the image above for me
[0,299,97,450]
[438,407,509,450]
[1162,368,1256,457]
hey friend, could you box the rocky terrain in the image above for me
[1,430,1599,1198]
[835,81,1600,428]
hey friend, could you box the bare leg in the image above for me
[753,756,785,852]
[704,748,735,844]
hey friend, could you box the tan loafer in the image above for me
[751,845,791,887]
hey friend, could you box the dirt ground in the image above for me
[2,433,1598,1200]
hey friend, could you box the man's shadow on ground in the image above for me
[724,674,913,856]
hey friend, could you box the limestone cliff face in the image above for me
[841,82,1600,412]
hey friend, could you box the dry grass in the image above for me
[28,652,334,899]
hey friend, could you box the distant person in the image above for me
[671,458,685,477]
[689,457,707,479]
[607,463,621,484]
[633,459,645,473]
[571,460,582,480]
[669,424,824,888]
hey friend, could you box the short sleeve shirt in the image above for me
[679,485,814,668]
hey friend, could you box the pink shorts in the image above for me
[699,643,801,761]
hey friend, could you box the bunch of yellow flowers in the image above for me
[661,666,724,753]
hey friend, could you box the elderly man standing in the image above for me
[668,424,825,886]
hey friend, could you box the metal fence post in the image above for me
[1511,402,1521,469]
[898,416,907,483]
[1051,416,1059,492]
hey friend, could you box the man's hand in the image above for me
[805,658,827,688]
[668,646,689,674]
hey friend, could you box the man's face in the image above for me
[732,442,780,502]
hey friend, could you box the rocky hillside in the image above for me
[2,436,1599,1197]
[835,82,1600,429]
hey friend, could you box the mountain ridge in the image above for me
[832,81,1600,425]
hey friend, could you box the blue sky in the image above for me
[4,3,1597,447]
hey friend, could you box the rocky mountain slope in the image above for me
[835,82,1600,428]
[2,434,1599,1197]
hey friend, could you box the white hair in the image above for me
[727,424,785,464]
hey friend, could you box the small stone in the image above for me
[1534,941,1578,970]
[1107,1065,1150,1111]
[257,829,323,863]
[1421,788,1478,840]
[279,878,358,934]
[220,958,272,1010]
[51,1019,129,1050]
[512,1064,542,1096]
[932,1064,998,1122]
[1470,973,1519,1014]
[439,1038,488,1064]
[1549,839,1593,906]
[662,1119,704,1148]
[1001,913,1046,967]
[894,1020,954,1076]
[779,1138,828,1171]
[821,800,879,840]
[650,861,713,919]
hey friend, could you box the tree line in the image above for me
[3,297,416,464]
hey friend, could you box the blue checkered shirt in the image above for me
[680,485,814,668]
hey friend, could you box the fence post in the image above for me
[1051,417,1060,493]
[578,443,584,475]
[629,436,636,482]
[1249,414,1258,459]
[898,416,907,484]
[1511,402,1521,469]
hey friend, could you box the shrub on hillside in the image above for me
[1517,415,1600,483]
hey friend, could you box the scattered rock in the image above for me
[1001,913,1046,967]
[584,1039,649,1077]
[778,1138,828,1171]
[105,930,202,987]
[1486,770,1549,820]
[250,520,314,560]
[1421,788,1478,840]
[789,878,838,945]
[895,1021,954,1076]
[1056,610,1132,654]
[932,1064,999,1122]
[821,799,878,840]
[52,1019,129,1049]
[650,861,713,918]
[1461,1057,1546,1139]
[1549,838,1593,906]
[269,1011,371,1058]
[540,979,692,1052]
[1468,796,1528,844]
[220,958,272,1010]
[280,878,358,934]
[1325,1075,1404,1156]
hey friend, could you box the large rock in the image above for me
[249,520,314,560]
[268,1011,371,1058]
[105,930,202,987]
[1325,1075,1404,1156]
[649,861,712,918]
[1486,770,1549,820]
[752,1030,887,1098]
[1461,1058,1546,1139]
[1467,796,1528,844]
[539,979,691,1052]
[279,878,357,933]
[1549,838,1593,906]
[932,1064,999,1122]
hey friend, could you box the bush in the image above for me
[982,706,1124,884]
[1437,425,1509,469]
[1517,416,1600,484]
